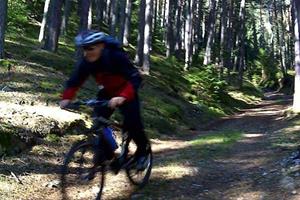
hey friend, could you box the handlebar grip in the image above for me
[63,101,83,110]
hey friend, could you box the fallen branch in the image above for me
[6,169,23,185]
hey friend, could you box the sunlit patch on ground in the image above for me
[152,165,199,179]
[0,101,85,127]
[243,133,264,138]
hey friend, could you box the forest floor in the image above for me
[1,92,300,200]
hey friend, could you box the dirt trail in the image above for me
[1,92,299,200]
[136,92,298,200]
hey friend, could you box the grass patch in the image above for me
[189,130,243,158]
[271,116,300,150]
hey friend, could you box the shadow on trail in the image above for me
[119,92,294,200]
[130,135,290,200]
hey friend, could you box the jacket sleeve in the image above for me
[62,60,90,100]
[113,51,142,101]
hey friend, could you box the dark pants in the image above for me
[94,95,149,156]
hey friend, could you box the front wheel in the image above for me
[125,147,153,188]
[61,140,106,200]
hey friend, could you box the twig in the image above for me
[6,169,23,185]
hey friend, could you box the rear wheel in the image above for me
[61,140,106,200]
[125,147,152,188]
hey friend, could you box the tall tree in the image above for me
[293,0,300,112]
[184,0,194,70]
[235,0,246,87]
[219,0,228,74]
[123,0,132,46]
[135,0,146,66]
[0,0,7,59]
[175,0,183,58]
[203,0,217,65]
[166,0,175,57]
[94,0,105,29]
[39,0,51,42]
[61,0,72,35]
[119,0,127,44]
[78,0,91,32]
[43,0,63,52]
[142,0,154,73]
[109,0,117,36]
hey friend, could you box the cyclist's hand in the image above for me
[60,99,71,109]
[109,97,126,109]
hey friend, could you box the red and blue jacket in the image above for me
[62,48,142,102]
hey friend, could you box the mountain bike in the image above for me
[60,99,152,200]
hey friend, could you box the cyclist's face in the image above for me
[83,43,105,62]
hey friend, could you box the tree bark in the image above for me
[0,0,7,59]
[219,0,227,74]
[109,0,117,36]
[119,0,127,44]
[142,0,153,73]
[273,0,286,76]
[78,0,91,32]
[43,0,63,52]
[39,0,51,42]
[184,0,193,70]
[293,0,300,112]
[134,0,146,66]
[175,0,183,58]
[166,0,175,57]
[203,0,216,66]
[123,0,132,46]
[94,0,105,29]
[61,0,72,35]
[236,0,246,88]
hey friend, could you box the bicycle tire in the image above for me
[125,147,153,188]
[61,140,106,200]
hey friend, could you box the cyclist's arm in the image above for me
[62,60,90,100]
[113,51,142,102]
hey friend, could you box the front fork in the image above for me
[118,132,131,164]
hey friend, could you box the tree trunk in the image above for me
[39,0,51,42]
[175,0,183,58]
[61,0,72,35]
[88,3,92,29]
[273,0,286,76]
[293,0,300,112]
[119,0,127,44]
[279,1,287,75]
[134,0,146,66]
[105,0,111,24]
[0,0,7,59]
[94,0,105,29]
[43,0,63,52]
[237,0,246,88]
[194,0,203,56]
[166,0,175,57]
[109,0,117,36]
[123,0,132,46]
[219,0,227,75]
[142,0,153,74]
[78,0,91,32]
[224,0,233,72]
[203,0,216,65]
[184,0,193,70]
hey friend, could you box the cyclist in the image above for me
[60,30,150,170]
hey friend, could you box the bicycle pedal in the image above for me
[81,168,97,182]
[81,173,95,182]
[110,160,121,174]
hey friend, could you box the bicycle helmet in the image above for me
[75,30,109,47]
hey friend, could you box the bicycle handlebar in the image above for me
[64,99,109,110]
[63,99,122,129]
